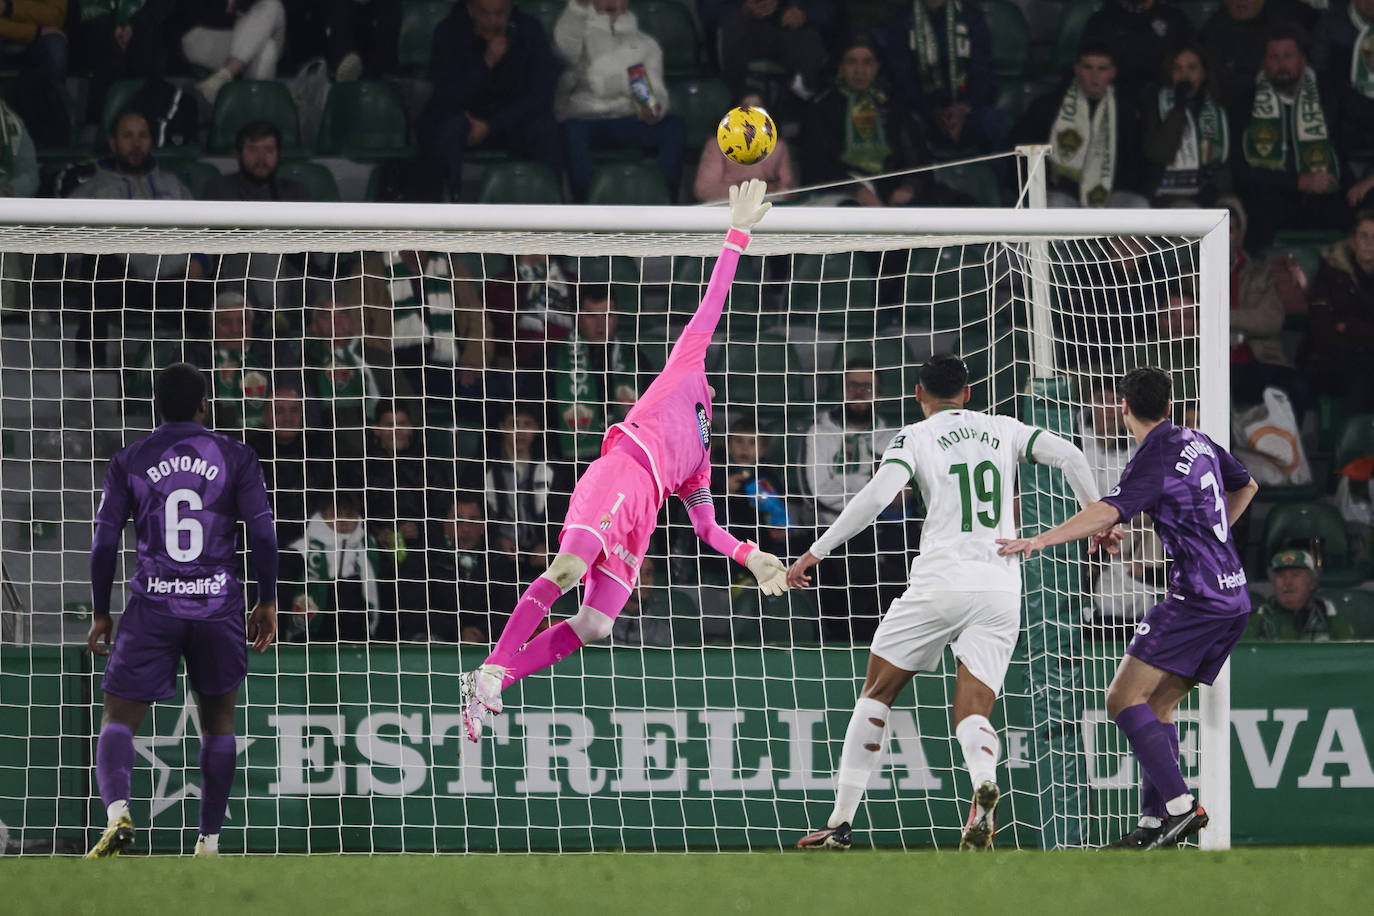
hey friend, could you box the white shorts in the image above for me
[869,588,1021,694]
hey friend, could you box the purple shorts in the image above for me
[101,598,247,703]
[1125,598,1249,685]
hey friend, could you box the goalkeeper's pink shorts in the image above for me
[560,449,661,589]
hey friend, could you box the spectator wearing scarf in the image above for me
[1312,0,1374,207]
[1080,0,1195,103]
[800,38,935,207]
[1010,43,1147,207]
[1144,44,1231,204]
[1235,26,1349,249]
[873,0,1007,153]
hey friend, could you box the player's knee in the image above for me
[568,605,615,643]
[543,554,587,593]
[1105,685,1134,719]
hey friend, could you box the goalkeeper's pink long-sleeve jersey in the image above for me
[602,228,751,505]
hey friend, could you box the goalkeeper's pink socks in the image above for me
[487,576,565,670]
[96,722,134,813]
[501,622,585,685]
[198,733,237,836]
[1114,704,1190,810]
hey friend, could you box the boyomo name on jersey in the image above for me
[146,455,221,484]
[934,427,1002,452]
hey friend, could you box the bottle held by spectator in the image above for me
[627,62,660,120]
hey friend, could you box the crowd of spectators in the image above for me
[3,1,1371,642]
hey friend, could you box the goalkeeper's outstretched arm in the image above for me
[785,462,910,589]
[678,180,772,342]
[680,487,788,596]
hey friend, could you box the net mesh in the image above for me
[0,208,1212,854]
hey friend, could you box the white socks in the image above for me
[830,697,890,828]
[956,714,1000,790]
[197,833,219,853]
[1165,793,1195,816]
[106,799,130,825]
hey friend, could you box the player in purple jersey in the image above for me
[997,367,1258,849]
[85,363,279,858]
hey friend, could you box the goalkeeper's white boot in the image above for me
[194,833,220,857]
[86,801,135,859]
[959,780,1000,850]
[461,664,506,742]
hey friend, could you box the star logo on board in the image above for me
[134,696,253,821]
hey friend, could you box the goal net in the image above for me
[0,194,1229,855]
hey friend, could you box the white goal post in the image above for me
[0,193,1230,853]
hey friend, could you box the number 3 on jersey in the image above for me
[165,488,204,562]
[1200,470,1228,543]
[949,461,1001,532]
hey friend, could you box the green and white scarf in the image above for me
[909,0,970,101]
[1350,4,1374,98]
[1243,67,1338,177]
[289,514,381,634]
[1155,88,1229,196]
[212,345,269,431]
[1050,81,1116,207]
[0,101,23,192]
[839,86,892,175]
[385,251,455,359]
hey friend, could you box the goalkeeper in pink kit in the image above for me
[461,180,787,741]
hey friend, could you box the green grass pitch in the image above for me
[5,847,1372,916]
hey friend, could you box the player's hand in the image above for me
[785,550,821,589]
[729,178,771,232]
[1089,524,1126,556]
[249,600,277,652]
[86,613,113,657]
[996,536,1043,558]
[746,549,788,596]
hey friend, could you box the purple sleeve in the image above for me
[1100,451,1162,523]
[91,453,131,616]
[1214,440,1253,492]
[237,450,279,600]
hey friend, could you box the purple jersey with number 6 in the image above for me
[1101,421,1253,616]
[94,421,273,619]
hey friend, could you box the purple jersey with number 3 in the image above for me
[1101,422,1252,616]
[94,421,273,619]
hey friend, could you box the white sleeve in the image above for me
[809,462,911,560]
[1028,429,1102,510]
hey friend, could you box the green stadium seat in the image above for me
[667,77,731,150]
[208,80,301,155]
[721,331,802,428]
[316,80,411,158]
[168,159,223,199]
[933,160,1004,207]
[1263,501,1366,588]
[276,160,341,202]
[1050,0,1098,72]
[1271,228,1346,249]
[397,0,451,75]
[477,160,563,204]
[1334,414,1374,473]
[670,253,763,315]
[577,254,643,310]
[587,161,671,205]
[99,78,148,142]
[761,588,820,644]
[789,251,880,336]
[983,0,1030,78]
[668,587,704,647]
[1177,0,1220,29]
[1326,589,1374,638]
[630,0,699,76]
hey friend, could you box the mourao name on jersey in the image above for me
[934,427,1001,452]
[145,454,221,483]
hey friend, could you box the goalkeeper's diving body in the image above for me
[788,355,1101,850]
[461,180,788,742]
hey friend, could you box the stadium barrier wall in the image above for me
[2,642,1371,853]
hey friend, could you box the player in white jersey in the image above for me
[788,354,1101,850]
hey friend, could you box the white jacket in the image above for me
[552,2,670,122]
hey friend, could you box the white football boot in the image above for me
[461,664,507,742]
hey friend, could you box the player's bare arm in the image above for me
[86,613,113,657]
[249,599,278,652]
[1227,477,1260,525]
[995,500,1123,558]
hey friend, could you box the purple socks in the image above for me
[1114,704,1189,809]
[199,733,237,835]
[96,722,135,811]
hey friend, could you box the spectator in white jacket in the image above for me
[552,0,688,201]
